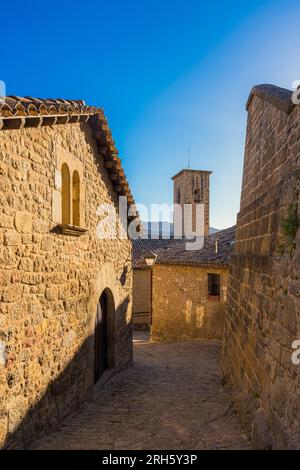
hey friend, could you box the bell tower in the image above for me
[172,169,212,237]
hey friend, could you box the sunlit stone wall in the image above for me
[0,121,132,448]
[222,85,300,449]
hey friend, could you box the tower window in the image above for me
[208,273,220,300]
[176,188,181,204]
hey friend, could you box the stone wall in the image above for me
[152,264,228,341]
[0,121,132,448]
[222,85,300,449]
[132,269,150,328]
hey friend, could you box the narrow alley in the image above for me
[32,335,250,450]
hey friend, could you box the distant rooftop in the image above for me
[132,226,235,269]
[172,168,213,180]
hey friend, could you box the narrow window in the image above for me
[72,170,80,226]
[208,273,220,300]
[194,188,201,203]
[176,188,181,204]
[61,163,71,225]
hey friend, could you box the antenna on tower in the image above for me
[187,146,191,169]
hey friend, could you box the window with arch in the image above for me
[72,170,80,226]
[61,163,71,225]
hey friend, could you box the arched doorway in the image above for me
[94,288,115,384]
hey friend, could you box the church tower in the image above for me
[172,169,212,237]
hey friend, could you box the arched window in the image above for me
[72,170,80,226]
[61,163,71,225]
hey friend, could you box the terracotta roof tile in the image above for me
[0,96,92,117]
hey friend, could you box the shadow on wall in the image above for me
[152,302,226,342]
[2,296,131,450]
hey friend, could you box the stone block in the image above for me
[18,258,34,272]
[0,342,7,366]
[15,211,32,234]
[1,284,23,303]
[4,231,21,246]
[0,214,14,229]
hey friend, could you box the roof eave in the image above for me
[0,97,137,214]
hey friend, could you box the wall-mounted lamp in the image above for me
[143,252,157,336]
[143,252,157,267]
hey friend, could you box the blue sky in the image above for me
[2,0,300,228]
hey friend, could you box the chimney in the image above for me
[214,239,219,255]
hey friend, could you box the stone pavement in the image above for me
[32,334,250,450]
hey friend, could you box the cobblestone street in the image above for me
[32,334,250,450]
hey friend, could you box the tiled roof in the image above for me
[132,226,235,269]
[0,96,94,117]
[0,96,134,206]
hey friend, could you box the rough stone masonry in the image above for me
[0,97,134,448]
[222,85,300,449]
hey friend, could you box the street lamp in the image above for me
[143,252,157,336]
[143,252,157,267]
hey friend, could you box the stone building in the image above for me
[132,167,234,340]
[222,85,300,449]
[133,227,235,340]
[0,96,134,448]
